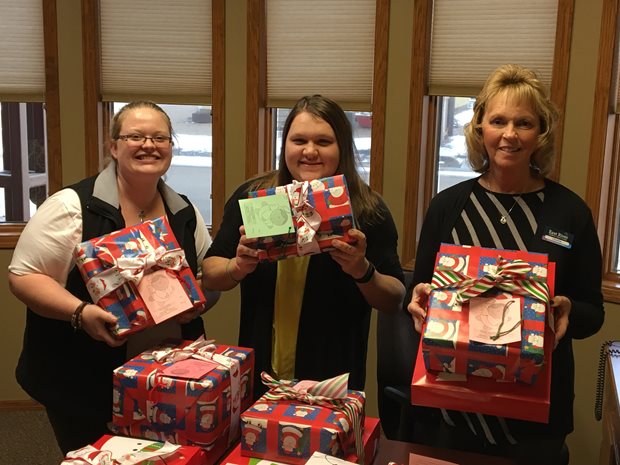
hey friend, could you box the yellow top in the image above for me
[271,255,311,379]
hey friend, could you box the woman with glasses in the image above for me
[202,94,405,399]
[8,101,219,454]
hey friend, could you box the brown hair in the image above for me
[464,64,558,176]
[248,95,382,224]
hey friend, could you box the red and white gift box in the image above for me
[112,338,254,465]
[223,417,380,465]
[245,175,356,262]
[239,373,366,465]
[61,434,208,465]
[422,244,553,385]
[74,216,205,336]
[411,244,555,423]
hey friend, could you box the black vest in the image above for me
[15,174,204,414]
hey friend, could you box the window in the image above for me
[246,0,388,192]
[0,1,61,247]
[402,0,573,267]
[435,97,477,193]
[83,0,225,231]
[0,103,47,222]
[586,0,620,302]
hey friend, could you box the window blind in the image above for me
[100,0,212,104]
[0,1,45,101]
[266,0,376,109]
[429,0,558,97]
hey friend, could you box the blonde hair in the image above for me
[464,64,558,176]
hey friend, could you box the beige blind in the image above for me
[429,0,558,97]
[266,0,376,109]
[0,1,45,101]
[100,0,212,104]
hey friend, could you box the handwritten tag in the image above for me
[239,195,295,239]
[162,358,220,379]
[468,297,521,345]
[138,269,192,323]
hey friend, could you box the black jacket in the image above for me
[16,168,204,415]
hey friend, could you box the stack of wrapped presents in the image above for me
[62,176,381,465]
[411,243,555,423]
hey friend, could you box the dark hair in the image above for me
[464,64,558,176]
[249,95,382,223]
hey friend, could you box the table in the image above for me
[373,438,517,465]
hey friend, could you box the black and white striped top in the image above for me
[443,180,546,445]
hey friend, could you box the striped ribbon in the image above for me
[260,372,365,464]
[431,256,550,305]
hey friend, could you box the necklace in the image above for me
[482,174,526,225]
[500,196,521,224]
[138,210,146,223]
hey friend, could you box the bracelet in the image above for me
[354,262,376,284]
[70,301,89,331]
[226,258,241,284]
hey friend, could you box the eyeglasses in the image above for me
[117,134,173,146]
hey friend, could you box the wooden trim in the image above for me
[0,223,25,248]
[586,0,620,303]
[81,0,102,177]
[246,0,266,179]
[402,0,432,266]
[43,0,62,194]
[0,400,43,411]
[211,0,226,235]
[369,0,389,194]
[587,0,618,224]
[423,96,439,209]
[601,117,620,303]
[548,0,574,181]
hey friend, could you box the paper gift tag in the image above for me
[239,195,295,239]
[137,269,193,323]
[468,297,521,345]
[162,358,221,379]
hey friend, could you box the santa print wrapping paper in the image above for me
[246,174,356,262]
[62,434,208,465]
[422,243,554,385]
[112,338,254,465]
[224,417,380,465]
[239,373,365,465]
[411,322,553,423]
[74,216,206,336]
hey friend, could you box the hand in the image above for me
[407,283,431,333]
[328,229,368,278]
[551,295,571,348]
[231,225,260,279]
[80,304,126,347]
[175,304,205,325]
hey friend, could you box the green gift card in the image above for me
[239,194,295,239]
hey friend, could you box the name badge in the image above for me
[542,226,573,249]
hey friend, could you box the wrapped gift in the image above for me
[422,244,553,384]
[411,323,553,423]
[61,434,207,465]
[241,175,355,261]
[74,216,206,336]
[112,338,254,465]
[223,417,380,465]
[240,373,365,465]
